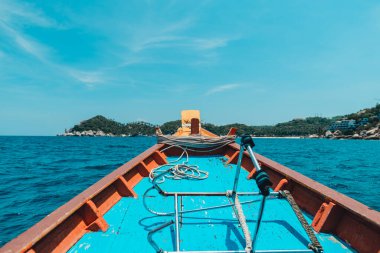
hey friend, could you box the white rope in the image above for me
[152,135,235,183]
[145,136,234,215]
[235,194,252,253]
[149,148,208,184]
[144,146,209,216]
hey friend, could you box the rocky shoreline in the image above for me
[57,130,152,137]
[58,118,380,140]
[307,124,380,140]
[57,127,380,140]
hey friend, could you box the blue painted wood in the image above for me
[68,156,354,253]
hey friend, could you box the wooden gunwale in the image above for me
[1,144,165,253]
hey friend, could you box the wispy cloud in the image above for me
[130,35,234,53]
[0,23,51,61]
[126,16,194,53]
[1,21,106,88]
[130,35,181,52]
[0,1,111,89]
[0,0,56,62]
[67,69,106,87]
[116,11,236,59]
[0,0,56,28]
[193,38,231,50]
[0,0,239,92]
[206,83,241,95]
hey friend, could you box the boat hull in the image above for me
[1,143,379,253]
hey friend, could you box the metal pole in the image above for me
[163,191,279,196]
[246,145,263,172]
[174,194,180,252]
[179,199,259,214]
[147,220,174,252]
[244,140,271,252]
[180,196,183,227]
[165,250,314,253]
[252,196,266,250]
[232,145,245,194]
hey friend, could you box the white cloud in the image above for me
[67,69,106,87]
[0,0,56,28]
[0,0,240,90]
[125,16,194,53]
[0,1,109,89]
[0,23,51,61]
[130,35,234,53]
[0,0,56,62]
[193,38,231,50]
[119,13,235,54]
[131,35,182,52]
[206,83,241,95]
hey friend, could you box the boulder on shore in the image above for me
[366,127,379,136]
[82,130,94,136]
[95,130,105,136]
[325,130,333,138]
[365,133,380,140]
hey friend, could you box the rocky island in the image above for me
[59,104,380,140]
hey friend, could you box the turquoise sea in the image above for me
[0,136,379,247]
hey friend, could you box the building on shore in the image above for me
[329,119,356,131]
[328,117,371,131]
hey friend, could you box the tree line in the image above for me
[69,104,379,136]
[70,115,333,136]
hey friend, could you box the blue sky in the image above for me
[1,0,380,135]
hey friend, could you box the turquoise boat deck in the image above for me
[68,155,354,253]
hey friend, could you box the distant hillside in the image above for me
[345,104,380,131]
[70,115,156,136]
[62,104,380,137]
[324,103,380,139]
[65,115,334,137]
[194,117,334,136]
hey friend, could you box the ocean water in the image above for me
[0,137,379,247]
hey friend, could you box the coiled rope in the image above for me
[149,146,209,184]
[144,136,235,216]
[149,164,208,184]
[144,145,209,216]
